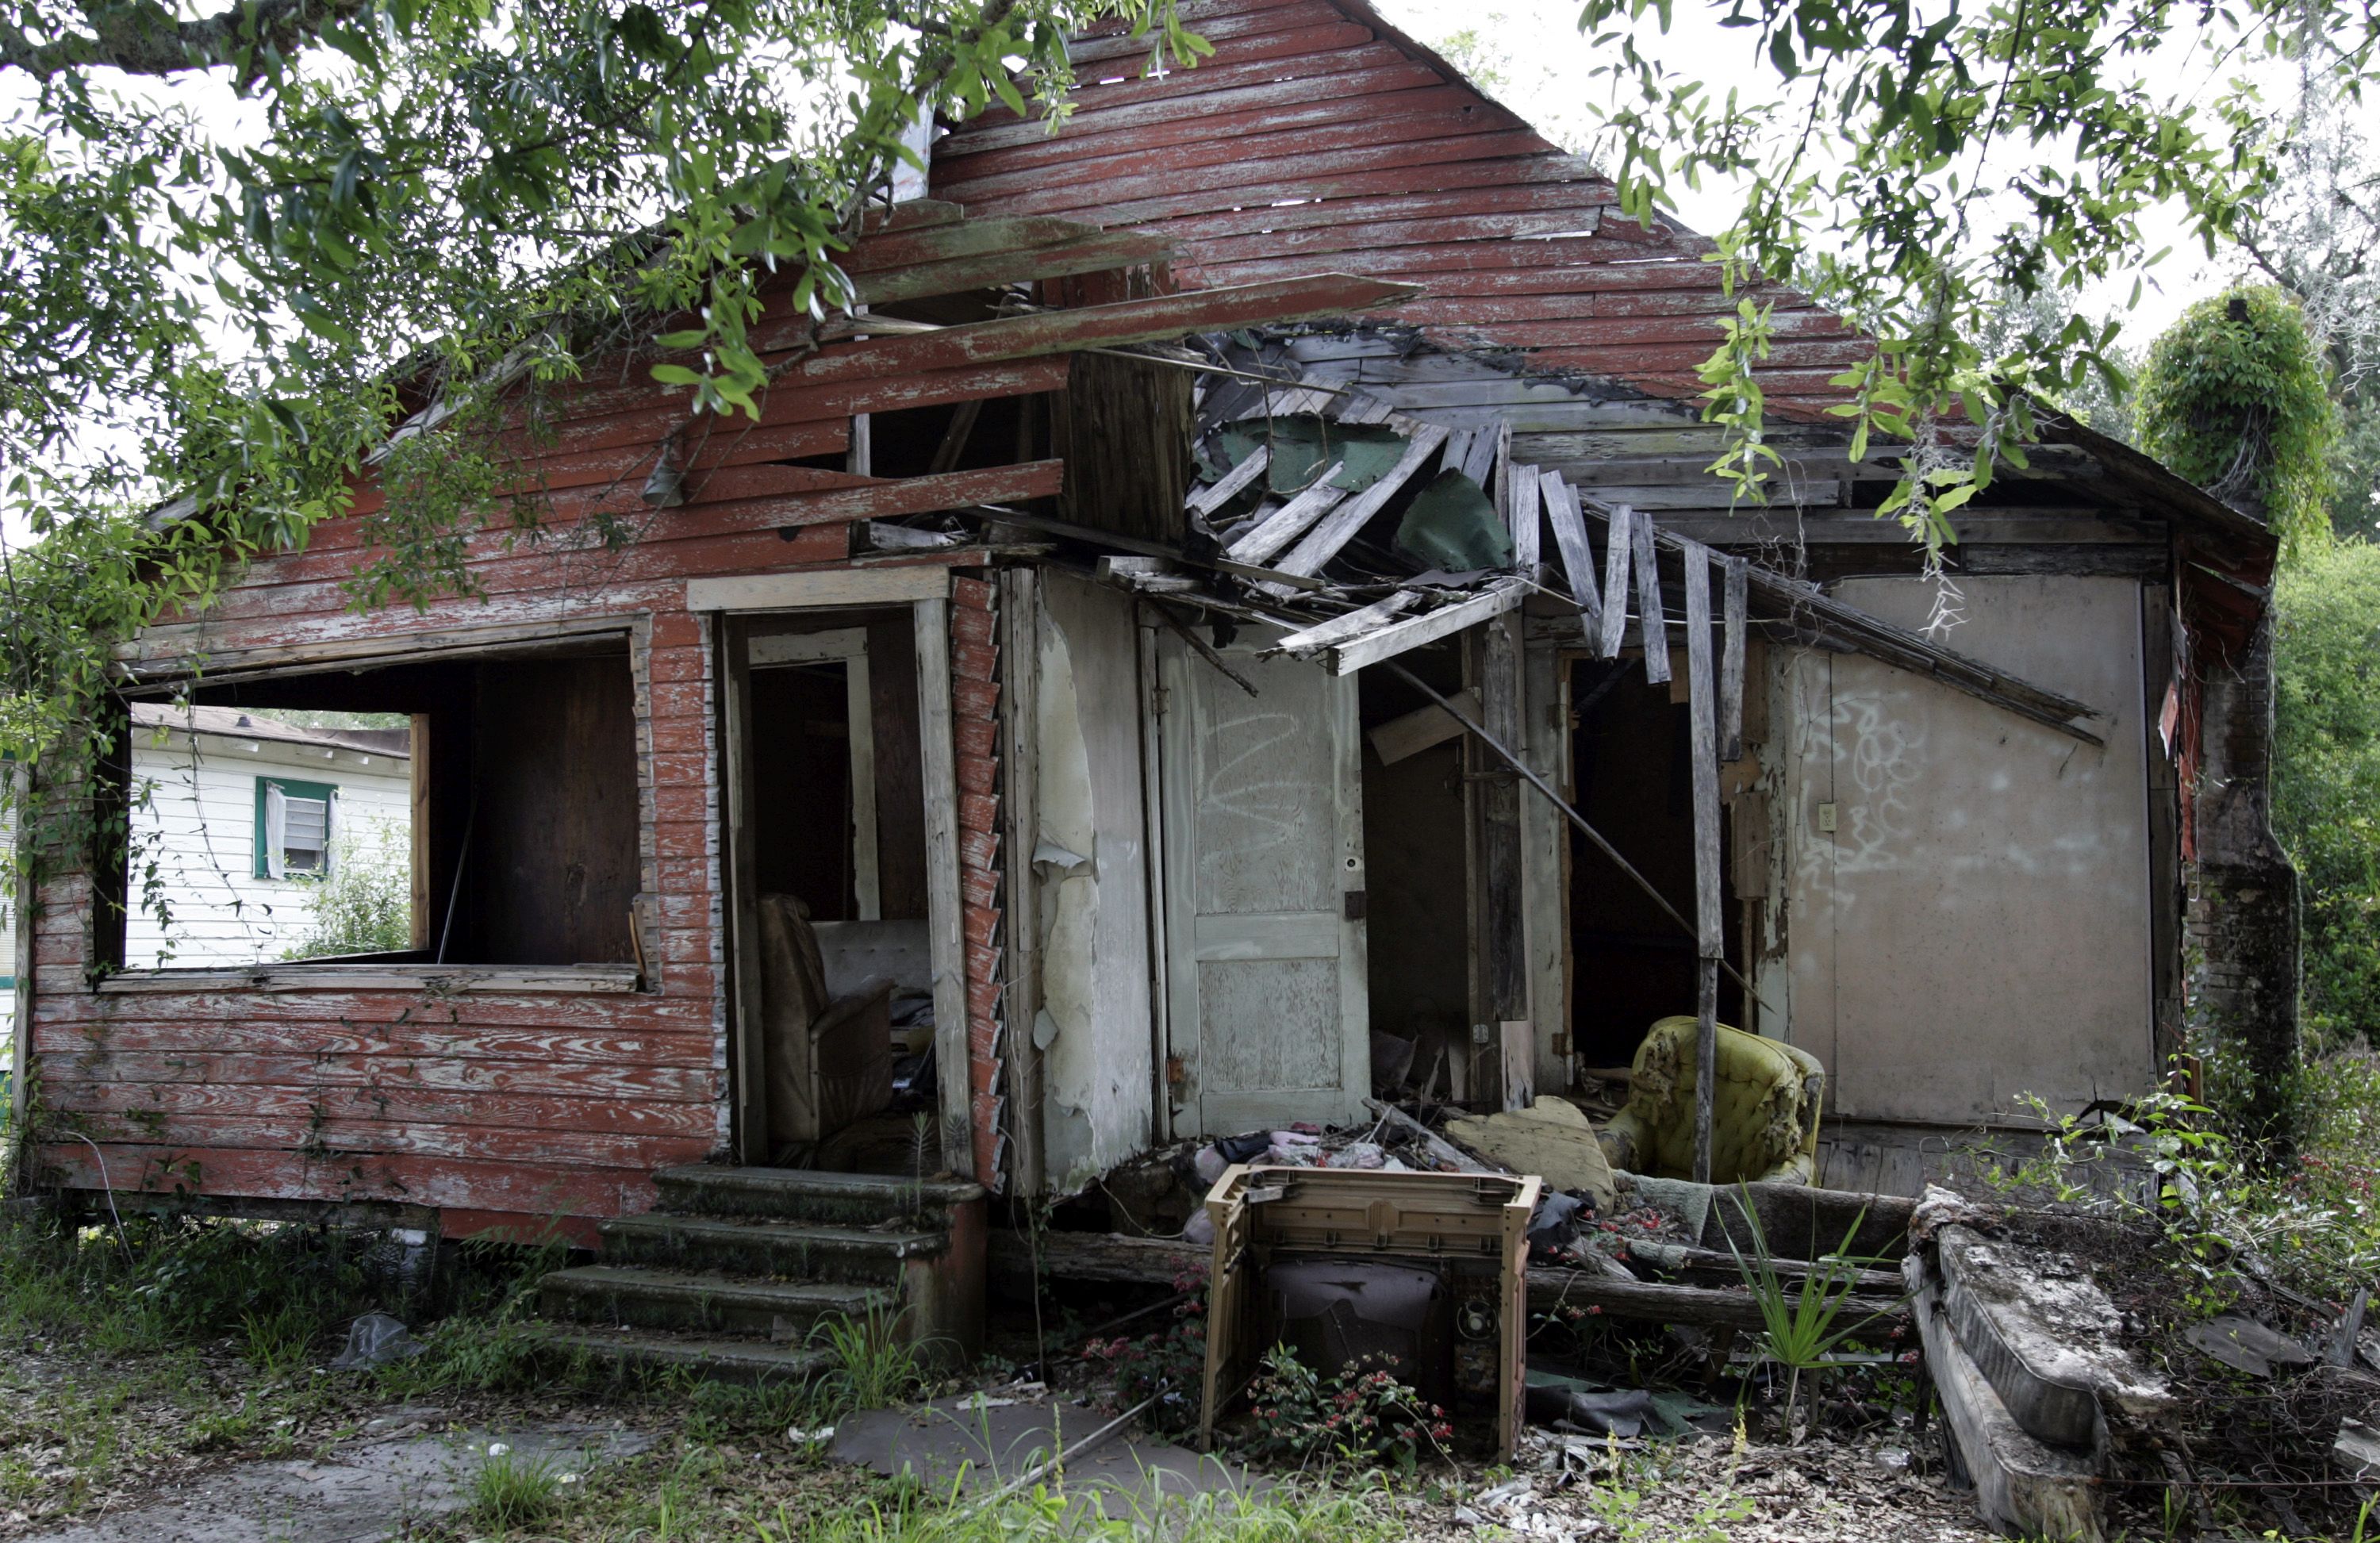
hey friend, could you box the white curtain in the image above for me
[263,785,287,880]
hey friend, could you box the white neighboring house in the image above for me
[120,704,413,969]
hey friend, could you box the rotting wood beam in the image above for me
[1563,489,2109,745]
[780,274,1423,385]
[1539,469,1600,635]
[760,461,1065,530]
[1224,463,1349,566]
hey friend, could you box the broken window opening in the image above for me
[107,637,641,977]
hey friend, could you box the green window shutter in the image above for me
[255,776,339,880]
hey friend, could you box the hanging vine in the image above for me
[2136,286,2340,558]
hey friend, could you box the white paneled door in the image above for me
[1155,628,1368,1136]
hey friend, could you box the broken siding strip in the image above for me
[1506,459,1541,570]
[1538,470,1599,631]
[1596,504,1633,658]
[1189,445,1272,516]
[1269,591,1423,656]
[1720,556,1748,762]
[1628,504,1669,683]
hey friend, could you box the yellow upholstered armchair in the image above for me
[1596,1017,1825,1185]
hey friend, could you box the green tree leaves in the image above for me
[2136,285,2338,557]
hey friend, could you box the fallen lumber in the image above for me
[989,1230,1908,1336]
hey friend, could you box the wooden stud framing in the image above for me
[1681,541,1722,1184]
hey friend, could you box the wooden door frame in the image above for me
[702,568,969,1175]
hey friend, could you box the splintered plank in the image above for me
[1269,422,1451,578]
[1598,502,1633,658]
[1269,590,1423,657]
[1322,578,1530,675]
[1190,446,1272,517]
[1507,459,1541,570]
[783,275,1420,384]
[1537,470,1599,631]
[1720,555,1749,761]
[1630,504,1669,683]
[1223,461,1349,566]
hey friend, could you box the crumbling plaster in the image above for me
[1029,572,1154,1191]
[1770,575,2156,1126]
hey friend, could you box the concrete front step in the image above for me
[539,1265,894,1338]
[599,1212,948,1284]
[528,1323,834,1386]
[652,1165,985,1226]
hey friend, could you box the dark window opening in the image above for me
[112,638,641,972]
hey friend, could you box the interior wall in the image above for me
[865,614,928,921]
[1357,658,1469,1084]
[1772,574,2154,1124]
[1030,570,1153,1190]
[747,664,856,918]
[468,655,642,965]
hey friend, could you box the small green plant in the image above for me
[463,1441,578,1531]
[1722,1188,1898,1439]
[240,1304,317,1376]
[812,1303,925,1414]
[1238,1345,1450,1477]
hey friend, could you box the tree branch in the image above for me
[0,0,370,80]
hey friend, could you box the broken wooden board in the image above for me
[1446,1096,1617,1208]
[1319,575,1529,674]
[2184,1311,2319,1377]
[1935,1224,2171,1450]
[1367,686,1481,765]
[1908,1255,2104,1543]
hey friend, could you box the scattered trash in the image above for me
[1526,1383,1659,1438]
[785,1425,837,1445]
[1326,1141,1387,1169]
[1874,1445,1914,1473]
[1446,1097,1616,1208]
[1527,1191,1588,1256]
[329,1312,423,1370]
[1184,1210,1215,1247]
[1193,1145,1227,1185]
[1214,1131,1272,1165]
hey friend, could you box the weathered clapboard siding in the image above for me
[124,724,413,969]
[28,204,1388,1230]
[932,0,1858,415]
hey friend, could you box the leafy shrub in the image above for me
[282,820,412,960]
[1081,1267,1209,1434]
[2274,537,2380,1047]
[1238,1345,1449,1476]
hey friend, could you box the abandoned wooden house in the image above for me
[7,0,2292,1365]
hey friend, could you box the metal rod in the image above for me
[1150,603,1260,697]
[435,785,478,966]
[1382,660,1756,999]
